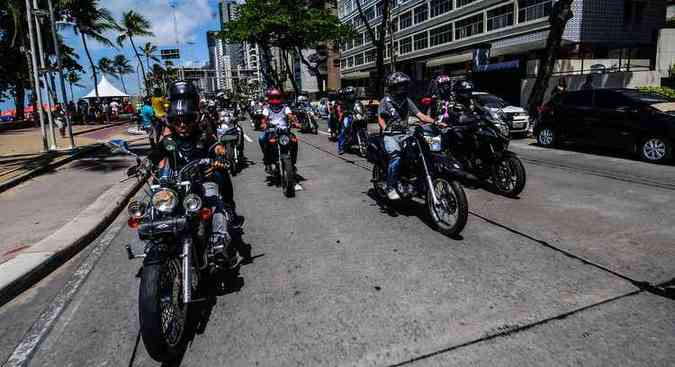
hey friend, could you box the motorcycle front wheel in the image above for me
[139,259,187,363]
[357,129,368,158]
[227,145,238,176]
[491,155,526,198]
[281,156,295,198]
[427,178,468,237]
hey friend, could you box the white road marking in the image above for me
[318,130,331,136]
[244,134,253,143]
[4,216,127,367]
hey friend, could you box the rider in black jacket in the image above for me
[150,81,243,268]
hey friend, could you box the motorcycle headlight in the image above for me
[127,200,146,218]
[279,134,290,146]
[151,189,178,213]
[182,193,202,214]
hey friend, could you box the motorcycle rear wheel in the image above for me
[139,259,187,363]
[372,165,387,198]
[491,155,526,198]
[427,178,468,237]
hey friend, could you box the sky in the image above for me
[2,0,223,111]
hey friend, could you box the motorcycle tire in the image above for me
[281,156,295,198]
[357,130,368,158]
[228,145,238,176]
[491,155,526,198]
[371,165,387,198]
[426,178,468,237]
[138,260,187,363]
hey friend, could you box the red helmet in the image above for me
[266,88,283,106]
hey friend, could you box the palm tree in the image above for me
[112,55,133,93]
[97,57,115,77]
[66,71,83,101]
[116,11,154,95]
[139,42,160,73]
[60,0,117,99]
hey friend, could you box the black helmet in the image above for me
[386,72,411,97]
[167,81,199,120]
[339,86,356,101]
[433,74,453,99]
[453,80,474,100]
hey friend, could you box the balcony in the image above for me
[518,0,552,23]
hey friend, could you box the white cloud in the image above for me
[102,0,216,47]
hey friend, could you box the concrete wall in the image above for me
[520,70,666,107]
[657,29,675,75]
[579,0,665,44]
[527,58,652,76]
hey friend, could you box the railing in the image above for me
[455,21,483,39]
[487,12,513,31]
[518,1,552,23]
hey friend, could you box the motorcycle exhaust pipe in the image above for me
[182,238,192,304]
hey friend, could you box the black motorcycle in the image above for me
[294,104,319,134]
[112,139,241,363]
[216,109,244,176]
[367,126,468,237]
[342,104,369,157]
[442,107,526,197]
[265,127,297,198]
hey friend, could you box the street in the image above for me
[1,119,673,367]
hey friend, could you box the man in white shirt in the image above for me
[258,87,298,173]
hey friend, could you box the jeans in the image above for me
[383,134,405,189]
[337,115,352,152]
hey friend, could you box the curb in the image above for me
[0,176,146,307]
[72,120,130,137]
[0,144,103,194]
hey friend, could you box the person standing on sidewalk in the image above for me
[139,97,157,147]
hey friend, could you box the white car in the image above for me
[473,92,530,136]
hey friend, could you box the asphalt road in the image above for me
[2,119,674,366]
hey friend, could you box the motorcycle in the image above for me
[341,103,369,157]
[216,109,244,176]
[367,126,468,237]
[294,104,319,134]
[265,127,297,198]
[251,106,265,131]
[111,139,241,363]
[442,105,526,198]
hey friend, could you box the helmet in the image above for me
[339,86,356,102]
[453,80,474,102]
[266,87,283,106]
[434,74,453,99]
[143,96,152,105]
[386,72,411,98]
[167,81,200,137]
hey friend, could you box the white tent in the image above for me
[83,76,129,99]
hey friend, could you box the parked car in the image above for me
[534,88,675,163]
[473,92,531,137]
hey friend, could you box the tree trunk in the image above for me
[259,40,279,88]
[15,81,26,121]
[119,74,128,93]
[81,32,99,98]
[295,47,325,94]
[129,36,147,95]
[282,49,300,94]
[69,81,74,101]
[527,0,574,115]
[356,0,390,98]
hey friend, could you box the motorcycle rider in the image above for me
[378,72,435,200]
[259,87,298,174]
[150,81,244,268]
[428,74,454,126]
[336,86,361,155]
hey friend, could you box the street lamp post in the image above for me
[24,0,48,151]
[47,0,75,148]
[32,0,57,150]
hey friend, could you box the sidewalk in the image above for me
[0,124,149,305]
[0,121,132,189]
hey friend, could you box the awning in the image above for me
[83,76,129,99]
[425,52,473,68]
[341,71,371,80]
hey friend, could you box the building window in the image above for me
[414,4,428,24]
[487,4,514,31]
[456,0,477,7]
[346,38,353,50]
[365,49,376,63]
[391,17,398,33]
[399,36,412,54]
[365,6,376,21]
[624,0,646,26]
[430,0,452,18]
[455,13,483,39]
[353,15,362,27]
[355,53,364,65]
[354,32,364,47]
[341,58,347,69]
[376,1,384,17]
[400,11,412,29]
[413,32,428,50]
[429,23,453,46]
[348,56,354,67]
[518,0,552,23]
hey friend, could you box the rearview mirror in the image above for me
[163,137,177,152]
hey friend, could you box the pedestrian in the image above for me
[109,100,120,121]
[581,74,594,90]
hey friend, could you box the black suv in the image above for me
[534,88,675,163]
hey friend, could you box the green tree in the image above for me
[354,0,392,97]
[66,71,83,101]
[112,54,133,93]
[527,0,574,115]
[60,0,117,99]
[116,11,154,95]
